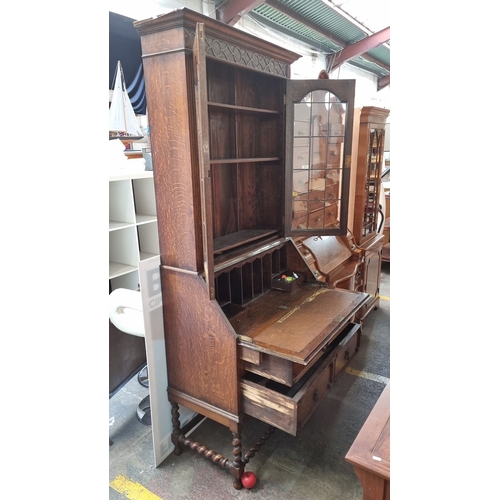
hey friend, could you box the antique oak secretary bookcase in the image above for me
[350,106,390,321]
[135,8,371,489]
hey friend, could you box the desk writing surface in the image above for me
[235,286,369,364]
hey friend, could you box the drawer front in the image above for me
[294,353,335,433]
[334,323,361,377]
[292,214,307,229]
[243,354,294,386]
[241,323,362,436]
[324,203,339,227]
[293,199,308,219]
[241,347,336,436]
[308,209,325,229]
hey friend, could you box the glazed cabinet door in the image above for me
[361,127,386,241]
[285,80,356,238]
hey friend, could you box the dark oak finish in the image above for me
[346,382,390,500]
[135,8,369,489]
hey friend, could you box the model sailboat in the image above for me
[109,60,143,145]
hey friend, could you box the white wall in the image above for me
[336,64,390,109]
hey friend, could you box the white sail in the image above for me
[109,61,143,137]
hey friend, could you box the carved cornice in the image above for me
[359,106,390,124]
[204,33,289,77]
[135,8,299,78]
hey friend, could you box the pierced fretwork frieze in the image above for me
[182,27,289,77]
[204,34,288,77]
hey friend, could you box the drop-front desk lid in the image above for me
[233,285,370,365]
[300,235,353,276]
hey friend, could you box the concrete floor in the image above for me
[109,262,390,499]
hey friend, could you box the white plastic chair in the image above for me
[109,288,150,426]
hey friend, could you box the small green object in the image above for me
[285,276,293,282]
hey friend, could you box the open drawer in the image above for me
[241,322,361,436]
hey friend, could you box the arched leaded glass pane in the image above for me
[291,91,346,230]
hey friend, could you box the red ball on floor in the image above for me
[241,471,257,489]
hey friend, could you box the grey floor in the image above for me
[109,262,390,499]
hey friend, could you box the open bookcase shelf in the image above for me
[108,172,159,292]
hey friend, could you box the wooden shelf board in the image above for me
[214,228,280,254]
[210,157,280,165]
[208,101,280,114]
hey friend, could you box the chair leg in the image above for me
[138,365,149,388]
[136,395,151,426]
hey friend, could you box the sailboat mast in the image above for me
[119,61,128,135]
[109,59,143,141]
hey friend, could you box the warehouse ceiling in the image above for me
[213,0,390,90]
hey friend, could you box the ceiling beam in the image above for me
[264,0,389,73]
[265,0,345,48]
[217,0,389,78]
[217,0,266,26]
[327,27,390,72]
[357,52,390,72]
[321,0,390,50]
[378,75,390,91]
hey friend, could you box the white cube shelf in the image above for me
[109,171,159,292]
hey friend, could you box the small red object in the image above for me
[241,471,257,489]
[281,274,286,280]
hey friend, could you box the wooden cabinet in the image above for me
[356,233,385,321]
[135,8,368,489]
[351,107,390,247]
[349,107,389,320]
[346,382,390,499]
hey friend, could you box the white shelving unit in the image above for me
[109,171,159,292]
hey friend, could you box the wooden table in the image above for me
[345,382,390,500]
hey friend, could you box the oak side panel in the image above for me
[161,267,240,415]
[139,37,203,272]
